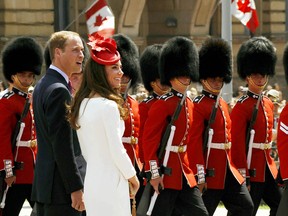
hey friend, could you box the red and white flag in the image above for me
[231,0,259,33]
[85,0,115,37]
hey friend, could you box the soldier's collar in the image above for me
[202,90,217,100]
[171,89,184,98]
[12,87,28,98]
[152,92,161,99]
[247,90,261,99]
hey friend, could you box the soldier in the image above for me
[0,36,43,216]
[112,34,142,209]
[138,44,170,164]
[190,37,254,216]
[142,36,208,216]
[275,42,288,216]
[230,36,282,216]
[137,44,170,208]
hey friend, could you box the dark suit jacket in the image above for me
[32,69,83,204]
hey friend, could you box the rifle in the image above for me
[203,92,221,174]
[12,96,31,153]
[0,96,31,211]
[246,93,261,176]
[157,89,188,160]
[137,88,188,216]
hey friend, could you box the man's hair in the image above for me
[48,31,80,61]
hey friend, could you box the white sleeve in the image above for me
[102,101,136,179]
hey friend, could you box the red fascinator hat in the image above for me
[87,33,120,65]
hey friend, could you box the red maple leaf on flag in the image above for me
[94,14,107,27]
[231,0,259,33]
[237,0,251,13]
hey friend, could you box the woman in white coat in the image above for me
[68,33,139,216]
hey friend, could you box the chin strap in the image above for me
[201,80,222,94]
[12,75,34,93]
[247,76,268,92]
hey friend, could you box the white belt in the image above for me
[16,140,37,148]
[122,136,138,145]
[252,142,272,150]
[210,142,231,150]
[168,145,187,153]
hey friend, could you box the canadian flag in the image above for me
[231,0,259,33]
[85,0,115,37]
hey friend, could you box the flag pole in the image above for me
[221,0,233,104]
[64,0,99,31]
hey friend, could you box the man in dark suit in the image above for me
[32,31,85,216]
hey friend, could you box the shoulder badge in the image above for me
[160,92,173,101]
[142,95,154,103]
[237,95,249,103]
[2,91,14,99]
[193,94,205,104]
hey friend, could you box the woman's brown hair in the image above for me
[67,58,128,129]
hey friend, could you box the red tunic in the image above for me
[138,93,159,162]
[122,95,141,167]
[230,91,278,182]
[143,90,201,190]
[190,92,244,189]
[277,105,288,180]
[0,88,36,184]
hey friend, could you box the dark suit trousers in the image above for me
[35,202,82,216]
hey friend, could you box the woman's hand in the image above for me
[129,175,140,198]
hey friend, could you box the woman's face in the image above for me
[105,61,123,89]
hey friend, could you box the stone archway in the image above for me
[139,0,218,45]
[108,0,146,37]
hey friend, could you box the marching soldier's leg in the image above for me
[202,189,223,216]
[173,182,209,216]
[222,170,254,216]
[262,170,282,216]
[249,182,265,216]
[276,186,288,216]
[151,189,178,216]
[3,185,27,216]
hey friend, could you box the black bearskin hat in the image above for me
[2,36,43,83]
[199,37,232,83]
[159,36,199,86]
[237,36,276,80]
[283,43,288,84]
[140,44,162,92]
[112,33,141,87]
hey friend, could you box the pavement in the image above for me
[20,200,270,216]
[19,201,32,216]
